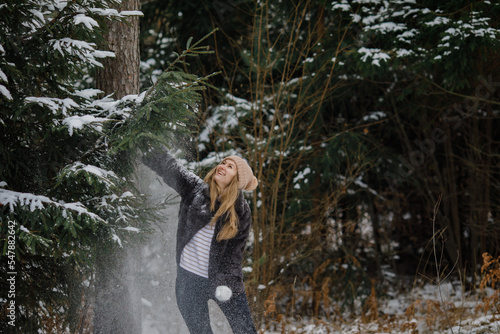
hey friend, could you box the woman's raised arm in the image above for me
[142,149,202,198]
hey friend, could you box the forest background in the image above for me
[0,0,499,333]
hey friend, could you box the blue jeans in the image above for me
[175,266,258,334]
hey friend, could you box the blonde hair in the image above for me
[204,165,240,241]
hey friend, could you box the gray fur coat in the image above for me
[142,150,252,297]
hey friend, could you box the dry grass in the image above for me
[259,253,500,334]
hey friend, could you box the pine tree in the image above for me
[0,1,212,332]
[329,0,500,276]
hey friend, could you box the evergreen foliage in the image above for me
[0,1,212,331]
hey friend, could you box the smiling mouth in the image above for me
[217,169,225,176]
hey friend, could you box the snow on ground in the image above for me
[141,276,499,333]
[261,281,500,334]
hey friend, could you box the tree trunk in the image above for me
[96,0,140,98]
[442,123,463,275]
[94,1,141,333]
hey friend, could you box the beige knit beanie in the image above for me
[226,155,258,191]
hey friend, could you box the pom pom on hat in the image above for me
[226,155,258,191]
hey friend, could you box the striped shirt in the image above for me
[180,222,215,278]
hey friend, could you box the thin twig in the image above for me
[432,193,457,334]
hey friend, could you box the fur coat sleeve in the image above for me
[141,149,203,198]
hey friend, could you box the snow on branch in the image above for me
[25,96,79,116]
[50,38,115,67]
[0,49,11,99]
[365,22,407,34]
[73,13,99,30]
[62,114,108,135]
[120,11,144,17]
[59,162,120,189]
[0,187,105,223]
[73,88,103,99]
[0,84,12,100]
[24,94,115,135]
[198,93,252,151]
[358,47,391,66]
[0,68,7,82]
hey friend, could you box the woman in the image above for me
[142,149,259,334]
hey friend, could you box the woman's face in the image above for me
[214,158,238,191]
